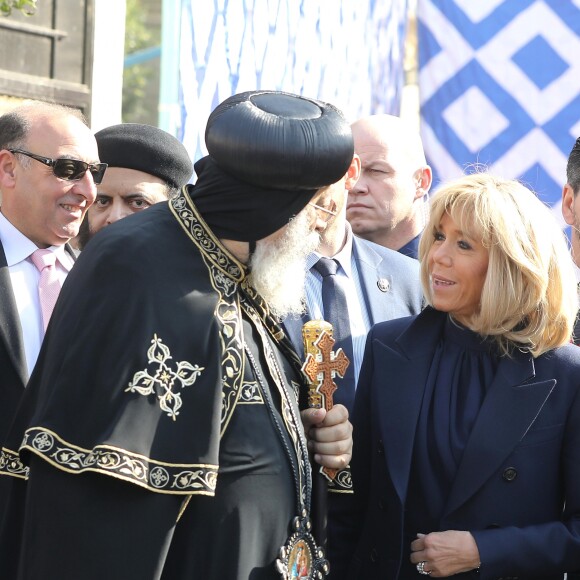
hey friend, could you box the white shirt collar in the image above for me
[330,222,354,278]
[307,222,354,278]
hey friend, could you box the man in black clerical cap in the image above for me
[76,123,193,250]
[0,91,354,580]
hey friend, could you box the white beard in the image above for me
[247,210,320,319]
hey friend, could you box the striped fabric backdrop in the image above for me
[179,0,409,163]
[418,0,580,218]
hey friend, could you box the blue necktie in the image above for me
[312,257,356,411]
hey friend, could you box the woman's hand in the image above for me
[300,404,352,469]
[410,530,481,577]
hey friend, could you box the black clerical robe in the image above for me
[0,189,312,579]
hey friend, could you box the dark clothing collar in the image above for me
[398,233,421,260]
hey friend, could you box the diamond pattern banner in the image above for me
[179,0,409,162]
[418,0,580,217]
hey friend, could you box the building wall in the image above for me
[91,0,125,130]
[0,0,95,115]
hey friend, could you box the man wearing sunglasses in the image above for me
[75,123,193,250]
[0,91,354,580]
[0,102,102,430]
[0,101,102,525]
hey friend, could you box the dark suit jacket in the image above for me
[335,307,580,580]
[283,235,424,359]
[0,241,75,441]
[0,241,29,444]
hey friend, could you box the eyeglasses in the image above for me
[308,201,337,223]
[9,148,108,185]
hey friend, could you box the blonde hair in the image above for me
[419,173,578,357]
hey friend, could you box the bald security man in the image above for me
[347,115,432,259]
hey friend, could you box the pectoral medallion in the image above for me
[276,513,329,579]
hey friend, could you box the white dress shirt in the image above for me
[0,212,73,376]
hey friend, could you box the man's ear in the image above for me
[414,166,433,200]
[562,183,577,226]
[344,154,361,190]
[0,149,17,188]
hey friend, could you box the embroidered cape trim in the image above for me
[170,190,247,437]
[17,427,218,495]
[0,447,28,480]
[328,466,353,494]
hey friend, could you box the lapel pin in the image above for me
[377,278,390,293]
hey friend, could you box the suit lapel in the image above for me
[376,308,447,504]
[374,309,556,516]
[0,243,28,387]
[444,349,554,516]
[352,237,391,326]
[65,242,78,261]
[283,239,381,357]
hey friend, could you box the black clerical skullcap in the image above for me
[190,90,353,242]
[205,90,353,190]
[95,123,193,189]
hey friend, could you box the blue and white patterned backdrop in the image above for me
[179,0,409,163]
[418,0,580,218]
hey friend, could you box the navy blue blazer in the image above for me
[337,307,580,580]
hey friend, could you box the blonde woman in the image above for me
[333,174,580,579]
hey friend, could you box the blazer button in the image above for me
[377,440,384,455]
[378,499,386,511]
[370,548,378,563]
[502,467,517,482]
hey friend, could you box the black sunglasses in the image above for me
[9,148,108,185]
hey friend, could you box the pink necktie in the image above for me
[30,249,61,332]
